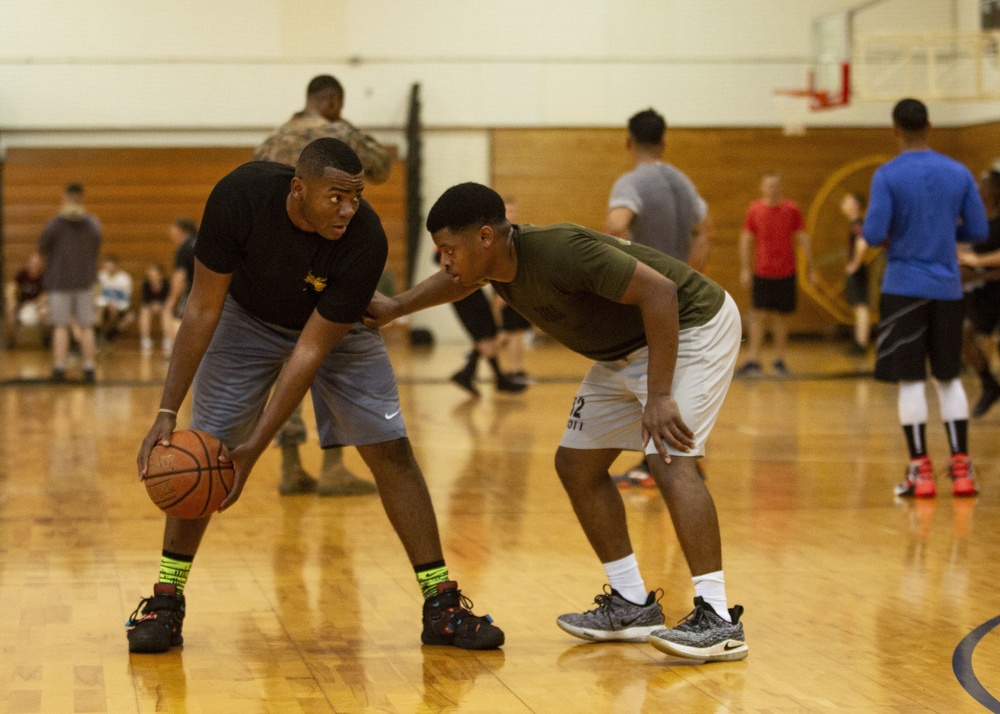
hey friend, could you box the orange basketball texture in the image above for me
[144,430,235,519]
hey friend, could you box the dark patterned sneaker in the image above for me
[557,586,664,642]
[422,581,504,649]
[894,456,935,498]
[126,583,186,653]
[648,596,748,662]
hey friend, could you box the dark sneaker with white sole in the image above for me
[648,596,748,662]
[557,586,664,642]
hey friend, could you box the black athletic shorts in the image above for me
[875,294,963,382]
[966,281,1000,335]
[452,289,498,341]
[845,266,869,307]
[501,304,531,331]
[752,275,797,314]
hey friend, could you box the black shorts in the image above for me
[875,294,963,383]
[845,266,869,307]
[501,305,531,331]
[966,281,1000,335]
[752,275,797,314]
[452,289,497,341]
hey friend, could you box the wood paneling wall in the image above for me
[492,123,1000,334]
[2,147,408,317]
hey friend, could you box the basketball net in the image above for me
[773,92,811,137]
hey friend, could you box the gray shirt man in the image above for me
[607,163,707,263]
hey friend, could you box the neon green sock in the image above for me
[158,551,194,594]
[415,560,449,599]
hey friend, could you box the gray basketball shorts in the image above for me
[190,296,407,449]
[47,288,97,327]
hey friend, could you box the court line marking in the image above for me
[953,614,1000,712]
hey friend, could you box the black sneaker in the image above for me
[772,359,790,377]
[126,583,186,653]
[972,380,1000,418]
[51,368,66,383]
[82,368,96,384]
[735,361,762,377]
[450,370,480,397]
[496,374,528,393]
[422,581,504,649]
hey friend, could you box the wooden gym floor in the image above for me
[0,336,998,713]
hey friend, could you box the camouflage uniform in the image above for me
[254,111,391,184]
[258,110,392,448]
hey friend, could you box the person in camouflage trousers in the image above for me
[254,74,392,497]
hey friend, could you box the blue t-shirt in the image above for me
[862,150,988,300]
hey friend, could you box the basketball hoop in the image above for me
[773,90,813,136]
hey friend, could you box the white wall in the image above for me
[1,0,993,341]
[1,0,988,136]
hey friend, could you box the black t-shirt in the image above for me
[174,235,196,289]
[142,279,169,304]
[195,161,387,330]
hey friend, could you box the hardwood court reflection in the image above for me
[0,340,997,712]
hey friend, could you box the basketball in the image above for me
[144,430,235,519]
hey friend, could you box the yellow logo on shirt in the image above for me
[304,271,327,292]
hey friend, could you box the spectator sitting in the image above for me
[139,262,171,355]
[4,252,48,348]
[95,255,135,342]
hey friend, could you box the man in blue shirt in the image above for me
[863,98,989,499]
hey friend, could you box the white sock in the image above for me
[934,378,969,422]
[898,381,928,425]
[693,570,731,622]
[603,554,648,605]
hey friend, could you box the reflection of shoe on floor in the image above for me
[496,374,527,393]
[450,370,480,397]
[894,456,936,498]
[317,465,377,496]
[949,453,979,497]
[557,586,664,642]
[649,597,748,662]
[278,464,318,495]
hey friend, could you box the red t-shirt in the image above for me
[743,199,804,279]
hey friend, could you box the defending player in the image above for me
[127,139,503,654]
[365,182,747,663]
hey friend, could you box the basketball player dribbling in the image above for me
[366,182,748,662]
[127,139,503,654]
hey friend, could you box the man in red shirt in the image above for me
[737,172,816,376]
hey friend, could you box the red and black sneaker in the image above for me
[949,453,979,497]
[126,583,186,653]
[421,581,504,650]
[894,456,936,498]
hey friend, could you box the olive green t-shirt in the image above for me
[490,223,725,362]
